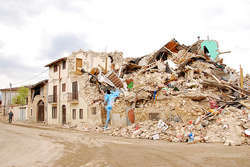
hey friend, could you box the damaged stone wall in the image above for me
[66,50,124,127]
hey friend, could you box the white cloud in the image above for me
[0,0,249,89]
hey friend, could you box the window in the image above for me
[62,83,66,92]
[79,109,83,119]
[72,109,76,120]
[72,81,78,100]
[54,64,58,72]
[76,58,82,73]
[53,85,57,102]
[62,61,66,69]
[52,106,57,119]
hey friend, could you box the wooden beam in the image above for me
[240,65,244,89]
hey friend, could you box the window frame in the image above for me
[54,64,58,72]
[79,109,83,119]
[52,106,57,119]
[62,61,66,70]
[72,109,76,120]
[62,83,66,92]
[76,58,82,72]
[72,81,78,100]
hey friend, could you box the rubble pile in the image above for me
[105,106,249,145]
[83,38,250,145]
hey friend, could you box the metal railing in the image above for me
[48,95,57,103]
[67,92,78,102]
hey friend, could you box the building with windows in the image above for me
[0,80,48,122]
[45,49,123,126]
[26,79,48,123]
[0,87,19,117]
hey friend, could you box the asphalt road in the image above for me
[0,122,249,167]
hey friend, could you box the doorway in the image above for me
[62,105,66,124]
[37,100,44,122]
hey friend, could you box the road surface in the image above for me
[0,122,249,167]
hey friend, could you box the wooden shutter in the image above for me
[72,109,76,120]
[54,65,58,72]
[53,85,57,102]
[79,109,83,119]
[76,58,82,73]
[62,61,66,69]
[72,81,78,100]
[62,83,66,92]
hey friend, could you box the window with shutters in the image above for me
[54,65,58,72]
[72,109,76,120]
[79,109,83,119]
[62,83,66,92]
[62,61,66,69]
[52,107,57,119]
[53,85,57,102]
[72,81,78,100]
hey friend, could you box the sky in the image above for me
[0,0,250,89]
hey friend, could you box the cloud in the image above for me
[0,41,4,48]
[0,54,38,79]
[0,0,88,26]
[0,0,249,89]
[41,33,89,60]
[0,0,43,26]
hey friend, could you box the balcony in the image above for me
[67,92,78,104]
[48,95,57,103]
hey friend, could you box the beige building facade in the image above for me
[45,50,123,126]
[26,80,48,123]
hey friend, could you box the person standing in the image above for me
[8,107,14,123]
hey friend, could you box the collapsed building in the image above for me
[79,38,250,145]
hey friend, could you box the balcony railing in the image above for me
[67,92,78,103]
[48,95,57,103]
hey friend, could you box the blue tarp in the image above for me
[104,89,120,129]
[201,40,219,61]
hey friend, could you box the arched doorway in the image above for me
[62,105,66,124]
[37,100,44,122]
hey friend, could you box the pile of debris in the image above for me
[82,38,250,145]
[105,105,249,146]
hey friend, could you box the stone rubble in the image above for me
[78,38,249,145]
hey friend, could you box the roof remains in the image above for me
[0,87,20,91]
[26,79,48,89]
[45,57,67,67]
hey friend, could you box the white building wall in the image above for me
[12,105,28,121]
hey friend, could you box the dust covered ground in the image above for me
[0,122,249,167]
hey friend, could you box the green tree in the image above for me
[12,87,29,105]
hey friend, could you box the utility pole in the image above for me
[9,82,12,109]
[4,92,6,116]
